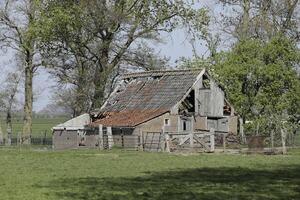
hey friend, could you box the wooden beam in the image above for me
[193,134,210,150]
[190,133,194,149]
[179,135,190,146]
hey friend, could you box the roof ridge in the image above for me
[123,68,203,79]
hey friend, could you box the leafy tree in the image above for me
[0,0,41,144]
[180,35,299,136]
[37,0,209,114]
[212,36,300,135]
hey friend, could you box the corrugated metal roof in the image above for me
[93,69,203,127]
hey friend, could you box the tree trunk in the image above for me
[240,0,250,40]
[21,0,36,145]
[74,63,89,117]
[92,69,107,109]
[260,0,272,39]
[270,129,274,150]
[6,109,12,146]
[92,39,115,109]
[22,59,34,145]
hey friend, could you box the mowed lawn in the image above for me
[0,117,69,137]
[0,148,299,200]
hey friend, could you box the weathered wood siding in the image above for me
[133,113,178,135]
[53,130,79,150]
[218,118,229,132]
[198,81,224,117]
[85,135,98,147]
[194,116,207,130]
[228,116,238,134]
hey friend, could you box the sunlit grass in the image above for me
[0,148,299,200]
[0,117,68,137]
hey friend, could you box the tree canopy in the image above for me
[36,0,209,115]
[184,35,300,135]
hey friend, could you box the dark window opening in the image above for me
[183,121,187,131]
[164,119,170,126]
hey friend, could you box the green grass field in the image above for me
[0,117,69,137]
[0,148,299,200]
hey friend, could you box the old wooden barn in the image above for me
[53,69,240,151]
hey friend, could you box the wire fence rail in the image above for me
[0,130,53,146]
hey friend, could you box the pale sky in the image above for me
[0,1,222,111]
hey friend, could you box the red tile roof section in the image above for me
[91,109,169,127]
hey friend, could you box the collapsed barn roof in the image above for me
[92,69,204,127]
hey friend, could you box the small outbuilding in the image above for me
[52,114,92,149]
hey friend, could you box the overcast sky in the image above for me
[0,1,222,111]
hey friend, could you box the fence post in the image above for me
[44,131,47,145]
[139,131,144,151]
[239,118,246,144]
[107,126,113,150]
[165,133,170,153]
[98,124,104,150]
[271,130,274,150]
[210,128,215,152]
[223,133,226,153]
[17,132,20,146]
[40,131,43,145]
[121,134,124,149]
[161,126,170,152]
[281,128,287,154]
[161,126,165,152]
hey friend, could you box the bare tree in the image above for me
[0,0,41,144]
[216,0,300,42]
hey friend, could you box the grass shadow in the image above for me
[38,166,300,200]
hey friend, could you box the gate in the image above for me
[166,131,215,152]
[142,132,163,152]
